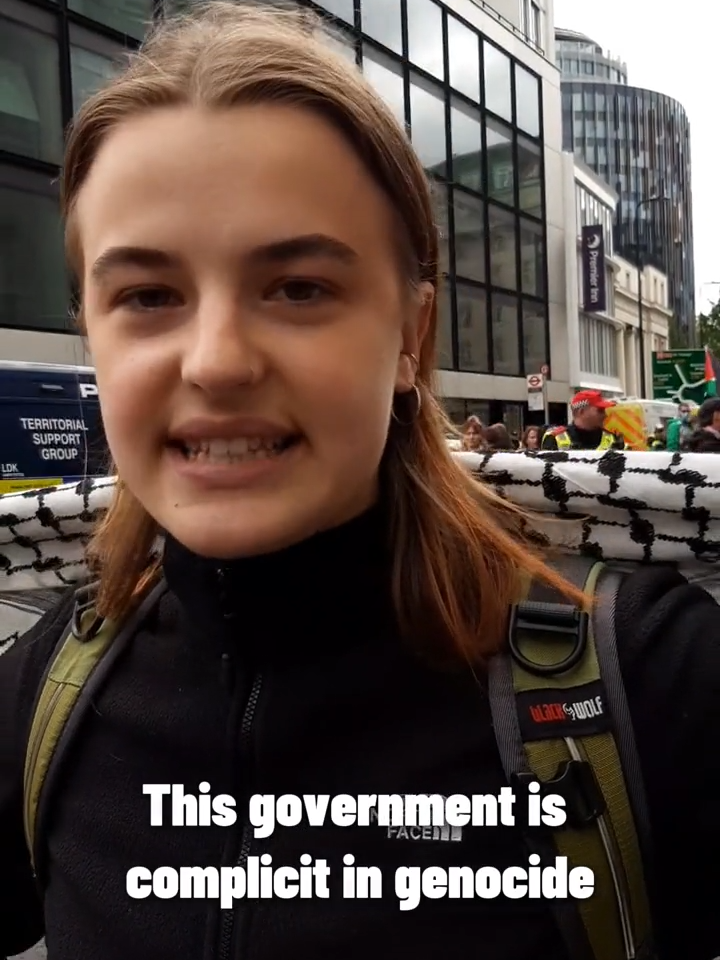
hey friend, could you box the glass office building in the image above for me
[1,0,552,423]
[1,0,148,335]
[556,28,695,343]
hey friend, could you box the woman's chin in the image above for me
[158,504,319,560]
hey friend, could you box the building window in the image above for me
[69,27,126,115]
[362,46,406,127]
[0,12,63,164]
[522,300,547,374]
[442,397,491,425]
[436,281,454,370]
[360,0,402,54]
[432,182,450,275]
[483,41,512,122]
[519,218,544,298]
[447,16,480,103]
[67,0,152,40]
[517,137,542,218]
[407,0,444,80]
[325,30,356,63]
[531,1,541,49]
[520,0,529,38]
[486,118,514,205]
[488,204,516,290]
[579,315,618,378]
[0,169,70,332]
[450,101,482,193]
[492,293,520,376]
[514,65,540,138]
[452,188,484,282]
[70,48,115,114]
[456,283,489,373]
[318,0,354,23]
[409,76,446,174]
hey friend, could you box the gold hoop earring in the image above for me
[402,352,420,374]
[391,384,422,427]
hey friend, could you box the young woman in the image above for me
[460,414,486,451]
[520,425,541,451]
[1,5,718,960]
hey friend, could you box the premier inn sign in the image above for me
[581,224,606,314]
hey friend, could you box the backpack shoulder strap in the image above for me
[23,576,167,879]
[489,557,654,960]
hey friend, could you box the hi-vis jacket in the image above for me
[542,427,617,451]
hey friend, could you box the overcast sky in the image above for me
[552,0,719,313]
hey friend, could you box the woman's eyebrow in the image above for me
[90,234,359,283]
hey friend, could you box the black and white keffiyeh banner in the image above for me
[1,450,720,651]
[462,448,720,566]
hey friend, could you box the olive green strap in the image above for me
[23,616,119,872]
[22,576,166,878]
[493,559,652,960]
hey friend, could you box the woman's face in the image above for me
[526,429,539,449]
[75,104,432,558]
[464,424,482,449]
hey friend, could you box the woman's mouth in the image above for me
[172,436,300,464]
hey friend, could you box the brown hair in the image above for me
[63,1,586,661]
[483,423,514,451]
[462,415,484,434]
[521,425,541,449]
[460,415,485,451]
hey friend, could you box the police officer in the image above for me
[542,389,625,451]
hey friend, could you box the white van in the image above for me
[0,361,107,493]
[619,398,679,434]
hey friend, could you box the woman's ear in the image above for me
[398,282,434,377]
[412,281,435,353]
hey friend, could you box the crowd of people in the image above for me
[651,398,720,453]
[458,392,720,454]
[459,417,541,453]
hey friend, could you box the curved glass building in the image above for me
[556,28,695,340]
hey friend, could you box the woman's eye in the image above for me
[271,280,329,304]
[118,288,179,311]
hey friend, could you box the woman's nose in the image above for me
[181,299,264,393]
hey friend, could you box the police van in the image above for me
[0,361,107,494]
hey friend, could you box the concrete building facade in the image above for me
[562,153,670,399]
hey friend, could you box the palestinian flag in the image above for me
[704,346,720,397]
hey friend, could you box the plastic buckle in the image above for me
[71,581,103,642]
[513,760,606,829]
[508,600,589,677]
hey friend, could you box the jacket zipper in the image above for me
[217,672,263,960]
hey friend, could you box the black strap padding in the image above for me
[524,554,599,606]
[591,567,656,912]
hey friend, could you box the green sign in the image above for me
[651,350,706,404]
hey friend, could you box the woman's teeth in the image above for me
[182,437,289,463]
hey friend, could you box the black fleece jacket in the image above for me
[0,507,719,960]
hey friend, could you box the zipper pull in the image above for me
[216,565,235,621]
[220,651,232,692]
